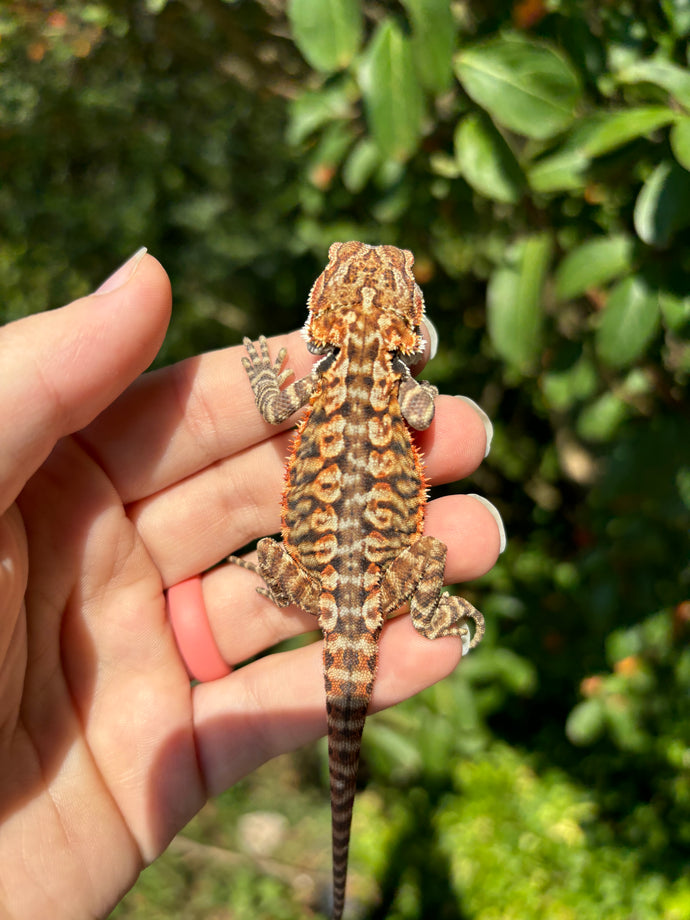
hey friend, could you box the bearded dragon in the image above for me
[232,241,484,919]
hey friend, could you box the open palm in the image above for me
[0,254,499,919]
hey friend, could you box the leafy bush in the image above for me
[2,1,689,917]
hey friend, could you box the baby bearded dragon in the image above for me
[234,241,485,920]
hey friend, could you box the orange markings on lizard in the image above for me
[233,241,486,920]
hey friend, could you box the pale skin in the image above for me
[0,253,501,920]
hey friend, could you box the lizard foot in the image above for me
[227,554,280,605]
[412,592,485,656]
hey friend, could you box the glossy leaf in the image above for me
[670,116,690,170]
[566,699,606,745]
[659,289,690,331]
[487,234,552,371]
[287,81,355,145]
[577,391,630,441]
[595,276,660,368]
[662,0,690,36]
[555,235,635,299]
[454,112,525,203]
[617,57,690,109]
[288,0,362,73]
[634,159,690,247]
[454,35,581,140]
[527,148,589,192]
[359,19,424,162]
[342,138,381,193]
[307,122,354,188]
[401,0,455,93]
[542,355,598,411]
[583,107,676,158]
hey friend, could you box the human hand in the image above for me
[0,250,502,919]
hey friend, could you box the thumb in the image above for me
[0,249,172,513]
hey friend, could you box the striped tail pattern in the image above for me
[327,693,369,920]
[322,623,381,920]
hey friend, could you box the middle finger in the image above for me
[129,394,489,584]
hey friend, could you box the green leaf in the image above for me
[359,19,425,162]
[527,148,589,193]
[401,0,455,93]
[582,107,676,158]
[487,234,552,372]
[542,355,598,411]
[287,80,355,145]
[307,121,354,186]
[528,112,614,192]
[595,276,660,368]
[659,289,690,331]
[555,235,635,299]
[454,112,525,203]
[454,35,581,140]
[342,138,381,193]
[617,57,690,109]
[429,151,461,178]
[577,391,630,441]
[670,116,690,170]
[604,698,647,753]
[288,0,362,73]
[662,0,690,36]
[634,159,690,247]
[566,699,606,746]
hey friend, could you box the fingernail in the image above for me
[456,395,493,458]
[467,494,507,554]
[94,247,147,294]
[422,316,439,360]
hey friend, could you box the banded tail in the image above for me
[322,625,380,920]
[327,693,368,920]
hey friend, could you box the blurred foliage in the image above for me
[2,0,690,917]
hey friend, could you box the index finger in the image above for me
[0,253,170,514]
[79,330,315,505]
[80,321,438,506]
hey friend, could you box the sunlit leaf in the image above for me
[527,148,589,192]
[359,19,425,161]
[634,159,690,247]
[342,138,381,192]
[662,0,690,36]
[617,57,690,109]
[555,235,635,299]
[595,275,660,368]
[307,122,355,188]
[542,354,598,410]
[659,289,690,331]
[288,0,362,73]
[454,112,525,203]
[670,115,690,170]
[566,699,606,745]
[454,35,581,140]
[583,107,676,157]
[577,391,630,441]
[487,234,552,371]
[401,0,455,93]
[287,80,356,145]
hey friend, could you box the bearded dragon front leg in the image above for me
[229,336,323,606]
[398,367,438,431]
[241,335,319,424]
